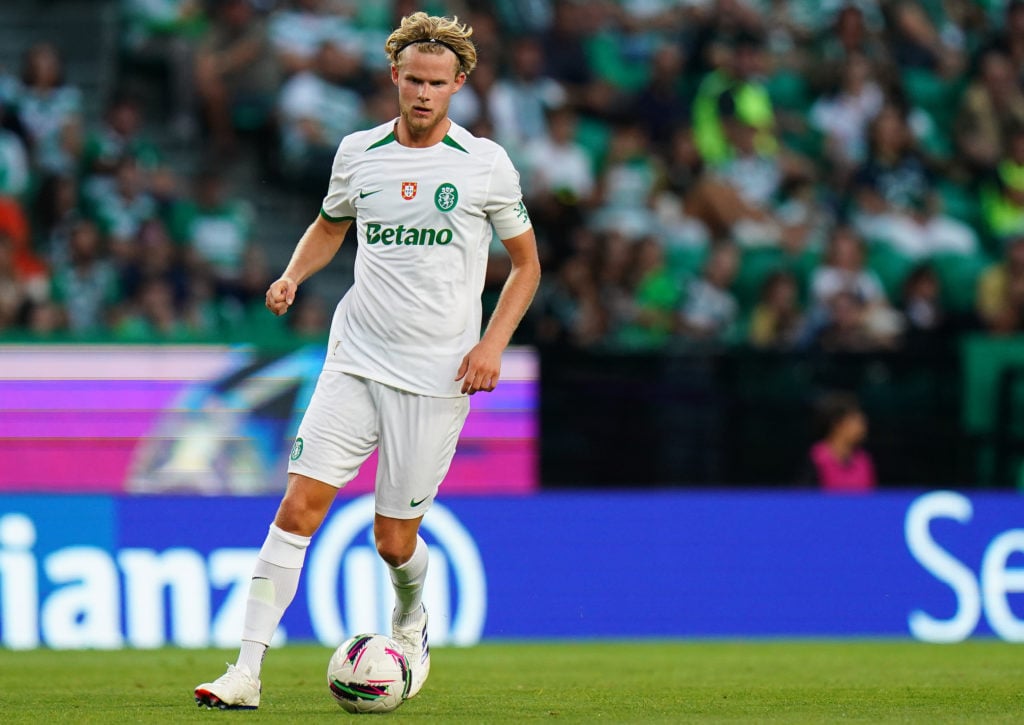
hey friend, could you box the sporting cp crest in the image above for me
[434,183,459,212]
[401,182,418,200]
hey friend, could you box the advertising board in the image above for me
[1,491,1021,648]
[0,345,537,495]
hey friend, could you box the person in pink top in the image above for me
[803,392,877,493]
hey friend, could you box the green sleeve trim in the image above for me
[365,131,396,151]
[320,208,354,223]
[442,135,469,153]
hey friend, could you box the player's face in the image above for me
[392,50,465,138]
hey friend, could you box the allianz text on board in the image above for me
[1,491,1023,647]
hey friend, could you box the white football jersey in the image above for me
[319,119,532,397]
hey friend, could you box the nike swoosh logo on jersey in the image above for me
[359,189,382,198]
[410,495,429,507]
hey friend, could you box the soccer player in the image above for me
[194,12,540,710]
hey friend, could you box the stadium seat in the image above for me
[866,243,916,300]
[734,247,787,309]
[573,116,613,174]
[901,68,963,130]
[937,180,982,229]
[765,70,809,113]
[931,251,991,313]
[666,244,707,280]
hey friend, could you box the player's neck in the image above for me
[395,117,452,148]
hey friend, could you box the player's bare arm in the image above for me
[266,215,352,316]
[456,229,541,394]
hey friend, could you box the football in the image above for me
[327,634,411,714]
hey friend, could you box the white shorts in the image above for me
[287,370,469,519]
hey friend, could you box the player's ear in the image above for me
[391,64,400,85]
[453,71,466,92]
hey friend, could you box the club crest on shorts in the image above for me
[401,182,418,200]
[290,437,304,461]
[434,183,458,212]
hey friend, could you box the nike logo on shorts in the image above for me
[410,495,429,507]
[359,189,382,198]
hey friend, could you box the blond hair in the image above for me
[385,12,477,76]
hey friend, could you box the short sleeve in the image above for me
[484,147,532,239]
[320,141,356,222]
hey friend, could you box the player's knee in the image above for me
[375,534,415,568]
[274,498,320,537]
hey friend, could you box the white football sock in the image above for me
[237,524,310,678]
[389,535,429,626]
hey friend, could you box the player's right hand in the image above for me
[265,277,297,316]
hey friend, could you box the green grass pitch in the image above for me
[0,641,1020,723]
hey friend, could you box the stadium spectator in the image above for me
[582,2,660,96]
[814,288,903,352]
[115,276,189,339]
[520,104,595,266]
[80,93,162,180]
[218,245,276,330]
[446,54,495,132]
[809,51,885,181]
[268,0,360,77]
[486,36,567,151]
[692,30,777,167]
[683,149,781,248]
[810,226,887,309]
[615,235,683,350]
[15,42,83,175]
[88,156,160,267]
[539,0,604,113]
[0,196,46,290]
[678,241,740,342]
[591,229,637,340]
[774,176,832,254]
[119,0,205,141]
[899,262,956,352]
[976,235,1024,334]
[953,48,1024,178]
[883,0,964,79]
[5,0,1024,361]
[656,128,711,249]
[535,239,607,347]
[852,104,977,259]
[32,173,80,268]
[802,391,877,493]
[987,0,1024,78]
[49,219,121,335]
[277,39,365,191]
[0,113,30,199]
[0,230,30,331]
[807,225,902,350]
[285,288,330,340]
[980,124,1024,242]
[521,105,595,205]
[683,0,765,78]
[591,120,662,240]
[748,268,804,349]
[815,2,888,70]
[194,0,280,155]
[170,167,255,288]
[631,42,691,155]
[708,115,813,248]
[119,218,189,310]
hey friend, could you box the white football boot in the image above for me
[391,605,430,699]
[194,663,261,710]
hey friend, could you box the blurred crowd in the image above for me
[2,0,1024,351]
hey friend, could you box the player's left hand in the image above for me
[455,340,503,394]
